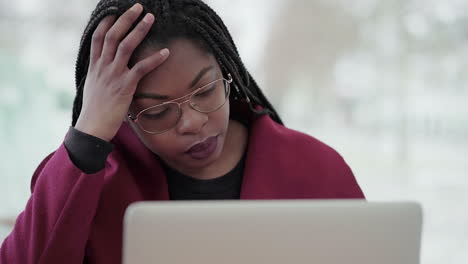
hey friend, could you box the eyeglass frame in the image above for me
[127,73,233,135]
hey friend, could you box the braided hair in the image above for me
[73,0,283,126]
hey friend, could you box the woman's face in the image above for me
[127,39,230,175]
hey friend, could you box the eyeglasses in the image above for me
[128,74,233,134]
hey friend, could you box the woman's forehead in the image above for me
[131,39,222,108]
[136,39,220,90]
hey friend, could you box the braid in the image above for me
[179,16,244,92]
[181,0,241,55]
[178,8,282,123]
[179,3,283,123]
[180,3,248,84]
[72,0,283,126]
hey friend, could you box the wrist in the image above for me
[75,119,113,142]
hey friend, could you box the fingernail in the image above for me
[160,48,169,57]
[143,13,154,23]
[131,3,142,12]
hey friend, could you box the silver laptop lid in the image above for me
[123,200,422,264]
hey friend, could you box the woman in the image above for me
[1,0,364,263]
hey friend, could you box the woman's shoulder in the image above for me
[253,114,344,162]
[247,114,365,199]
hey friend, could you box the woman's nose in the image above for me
[175,104,208,135]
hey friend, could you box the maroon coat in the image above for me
[1,113,364,264]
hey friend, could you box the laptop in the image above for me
[122,200,423,264]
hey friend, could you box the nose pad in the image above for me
[175,103,208,135]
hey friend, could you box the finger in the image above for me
[101,3,144,63]
[126,48,170,90]
[114,13,154,66]
[90,15,117,65]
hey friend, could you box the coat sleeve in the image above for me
[0,143,110,264]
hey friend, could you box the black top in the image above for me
[64,125,245,200]
[162,155,244,200]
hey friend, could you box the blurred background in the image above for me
[0,0,467,263]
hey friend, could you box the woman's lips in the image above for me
[185,136,218,160]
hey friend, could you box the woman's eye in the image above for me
[195,85,215,97]
[143,108,168,120]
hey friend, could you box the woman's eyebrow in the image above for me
[188,65,215,89]
[133,65,215,100]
